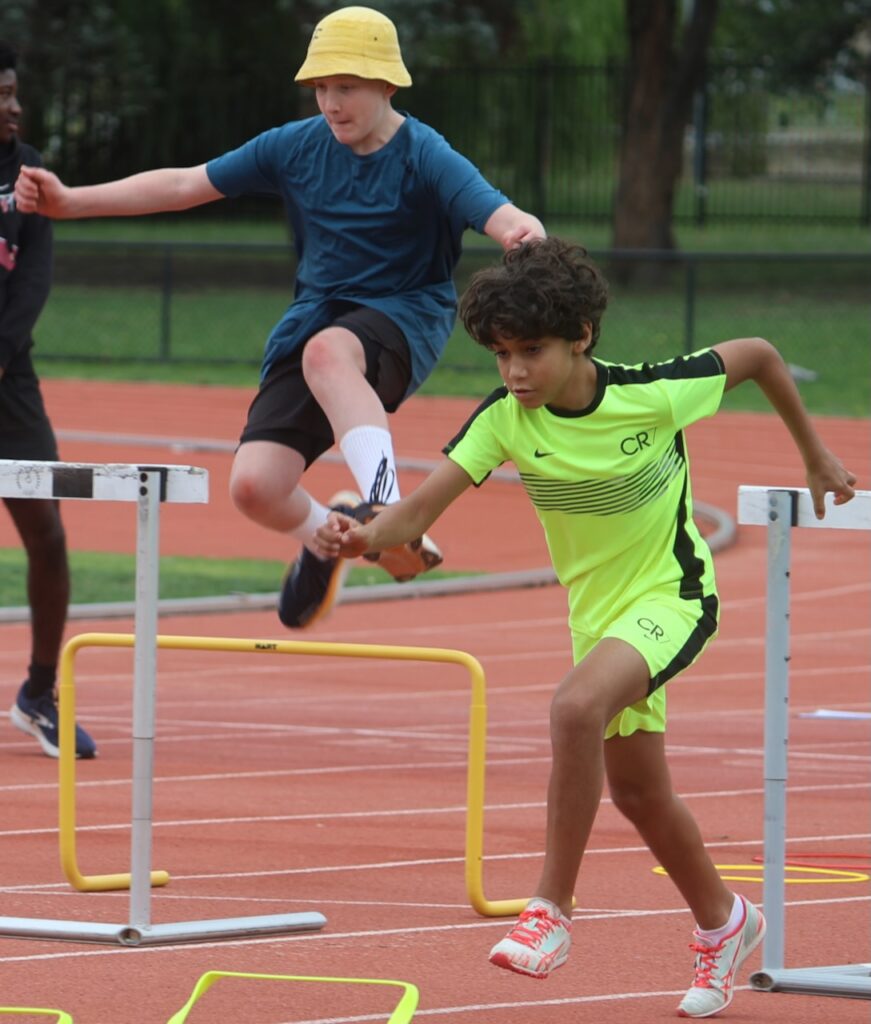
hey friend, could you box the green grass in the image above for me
[10,216,865,608]
[0,548,460,607]
[34,238,871,415]
[419,281,870,416]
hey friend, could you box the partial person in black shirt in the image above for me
[0,41,95,758]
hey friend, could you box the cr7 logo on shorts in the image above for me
[637,617,668,643]
[620,427,657,455]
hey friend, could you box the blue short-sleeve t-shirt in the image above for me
[206,114,509,393]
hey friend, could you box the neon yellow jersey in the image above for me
[444,350,727,635]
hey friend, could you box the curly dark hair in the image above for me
[0,42,17,74]
[459,237,609,351]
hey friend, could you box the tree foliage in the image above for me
[713,0,871,87]
[3,0,867,241]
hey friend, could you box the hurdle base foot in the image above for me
[750,964,871,999]
[0,912,326,946]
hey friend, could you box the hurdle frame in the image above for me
[737,485,871,999]
[0,460,325,946]
[56,632,534,921]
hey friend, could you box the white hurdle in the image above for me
[0,460,326,945]
[737,485,871,999]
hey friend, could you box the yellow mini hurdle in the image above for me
[166,972,418,1024]
[55,632,531,932]
[0,1012,73,1023]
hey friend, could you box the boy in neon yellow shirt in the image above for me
[317,238,856,1017]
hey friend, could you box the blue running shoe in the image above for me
[10,683,98,759]
[277,493,360,629]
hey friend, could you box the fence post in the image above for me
[692,84,709,226]
[861,63,871,226]
[159,244,173,362]
[683,257,697,354]
[534,62,552,219]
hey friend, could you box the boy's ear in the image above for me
[573,322,593,353]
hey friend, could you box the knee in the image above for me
[18,507,67,562]
[608,780,648,823]
[301,333,338,385]
[549,687,601,747]
[229,467,272,519]
[608,778,672,826]
[301,330,363,391]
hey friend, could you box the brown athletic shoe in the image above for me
[352,501,443,583]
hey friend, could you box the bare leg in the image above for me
[230,329,390,532]
[604,728,733,929]
[302,327,388,436]
[229,441,312,532]
[4,497,68,669]
[534,638,650,917]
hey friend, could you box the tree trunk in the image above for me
[612,0,719,255]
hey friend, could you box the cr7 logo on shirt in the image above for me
[620,427,657,455]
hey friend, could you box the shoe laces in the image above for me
[32,690,59,713]
[508,906,561,949]
[688,939,725,988]
[368,455,395,505]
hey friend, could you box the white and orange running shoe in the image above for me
[489,897,572,979]
[678,895,766,1017]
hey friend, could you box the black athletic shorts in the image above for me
[240,305,412,467]
[0,351,60,461]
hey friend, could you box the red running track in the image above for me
[0,380,868,1023]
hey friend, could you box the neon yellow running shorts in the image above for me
[570,590,719,739]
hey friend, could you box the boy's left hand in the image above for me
[314,510,371,560]
[806,449,857,518]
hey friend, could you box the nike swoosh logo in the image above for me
[534,449,555,458]
[0,184,11,193]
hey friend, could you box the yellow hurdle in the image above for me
[0,1012,73,1022]
[166,972,418,1024]
[59,632,531,917]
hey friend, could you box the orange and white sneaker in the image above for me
[489,897,572,979]
[351,500,443,583]
[678,896,766,1017]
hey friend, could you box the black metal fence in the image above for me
[30,64,871,226]
[36,240,870,416]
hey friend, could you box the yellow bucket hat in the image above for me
[295,6,412,87]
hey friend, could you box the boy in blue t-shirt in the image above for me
[316,238,857,1017]
[14,6,545,629]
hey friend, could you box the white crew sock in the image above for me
[290,496,331,559]
[339,425,401,504]
[696,893,744,945]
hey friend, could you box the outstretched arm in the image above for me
[14,164,222,219]
[713,336,856,518]
[316,459,474,560]
[482,202,546,250]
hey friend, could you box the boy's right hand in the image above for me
[315,511,372,561]
[14,165,67,216]
[805,448,856,519]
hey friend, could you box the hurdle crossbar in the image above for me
[0,460,325,946]
[737,485,871,1000]
[57,632,532,923]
